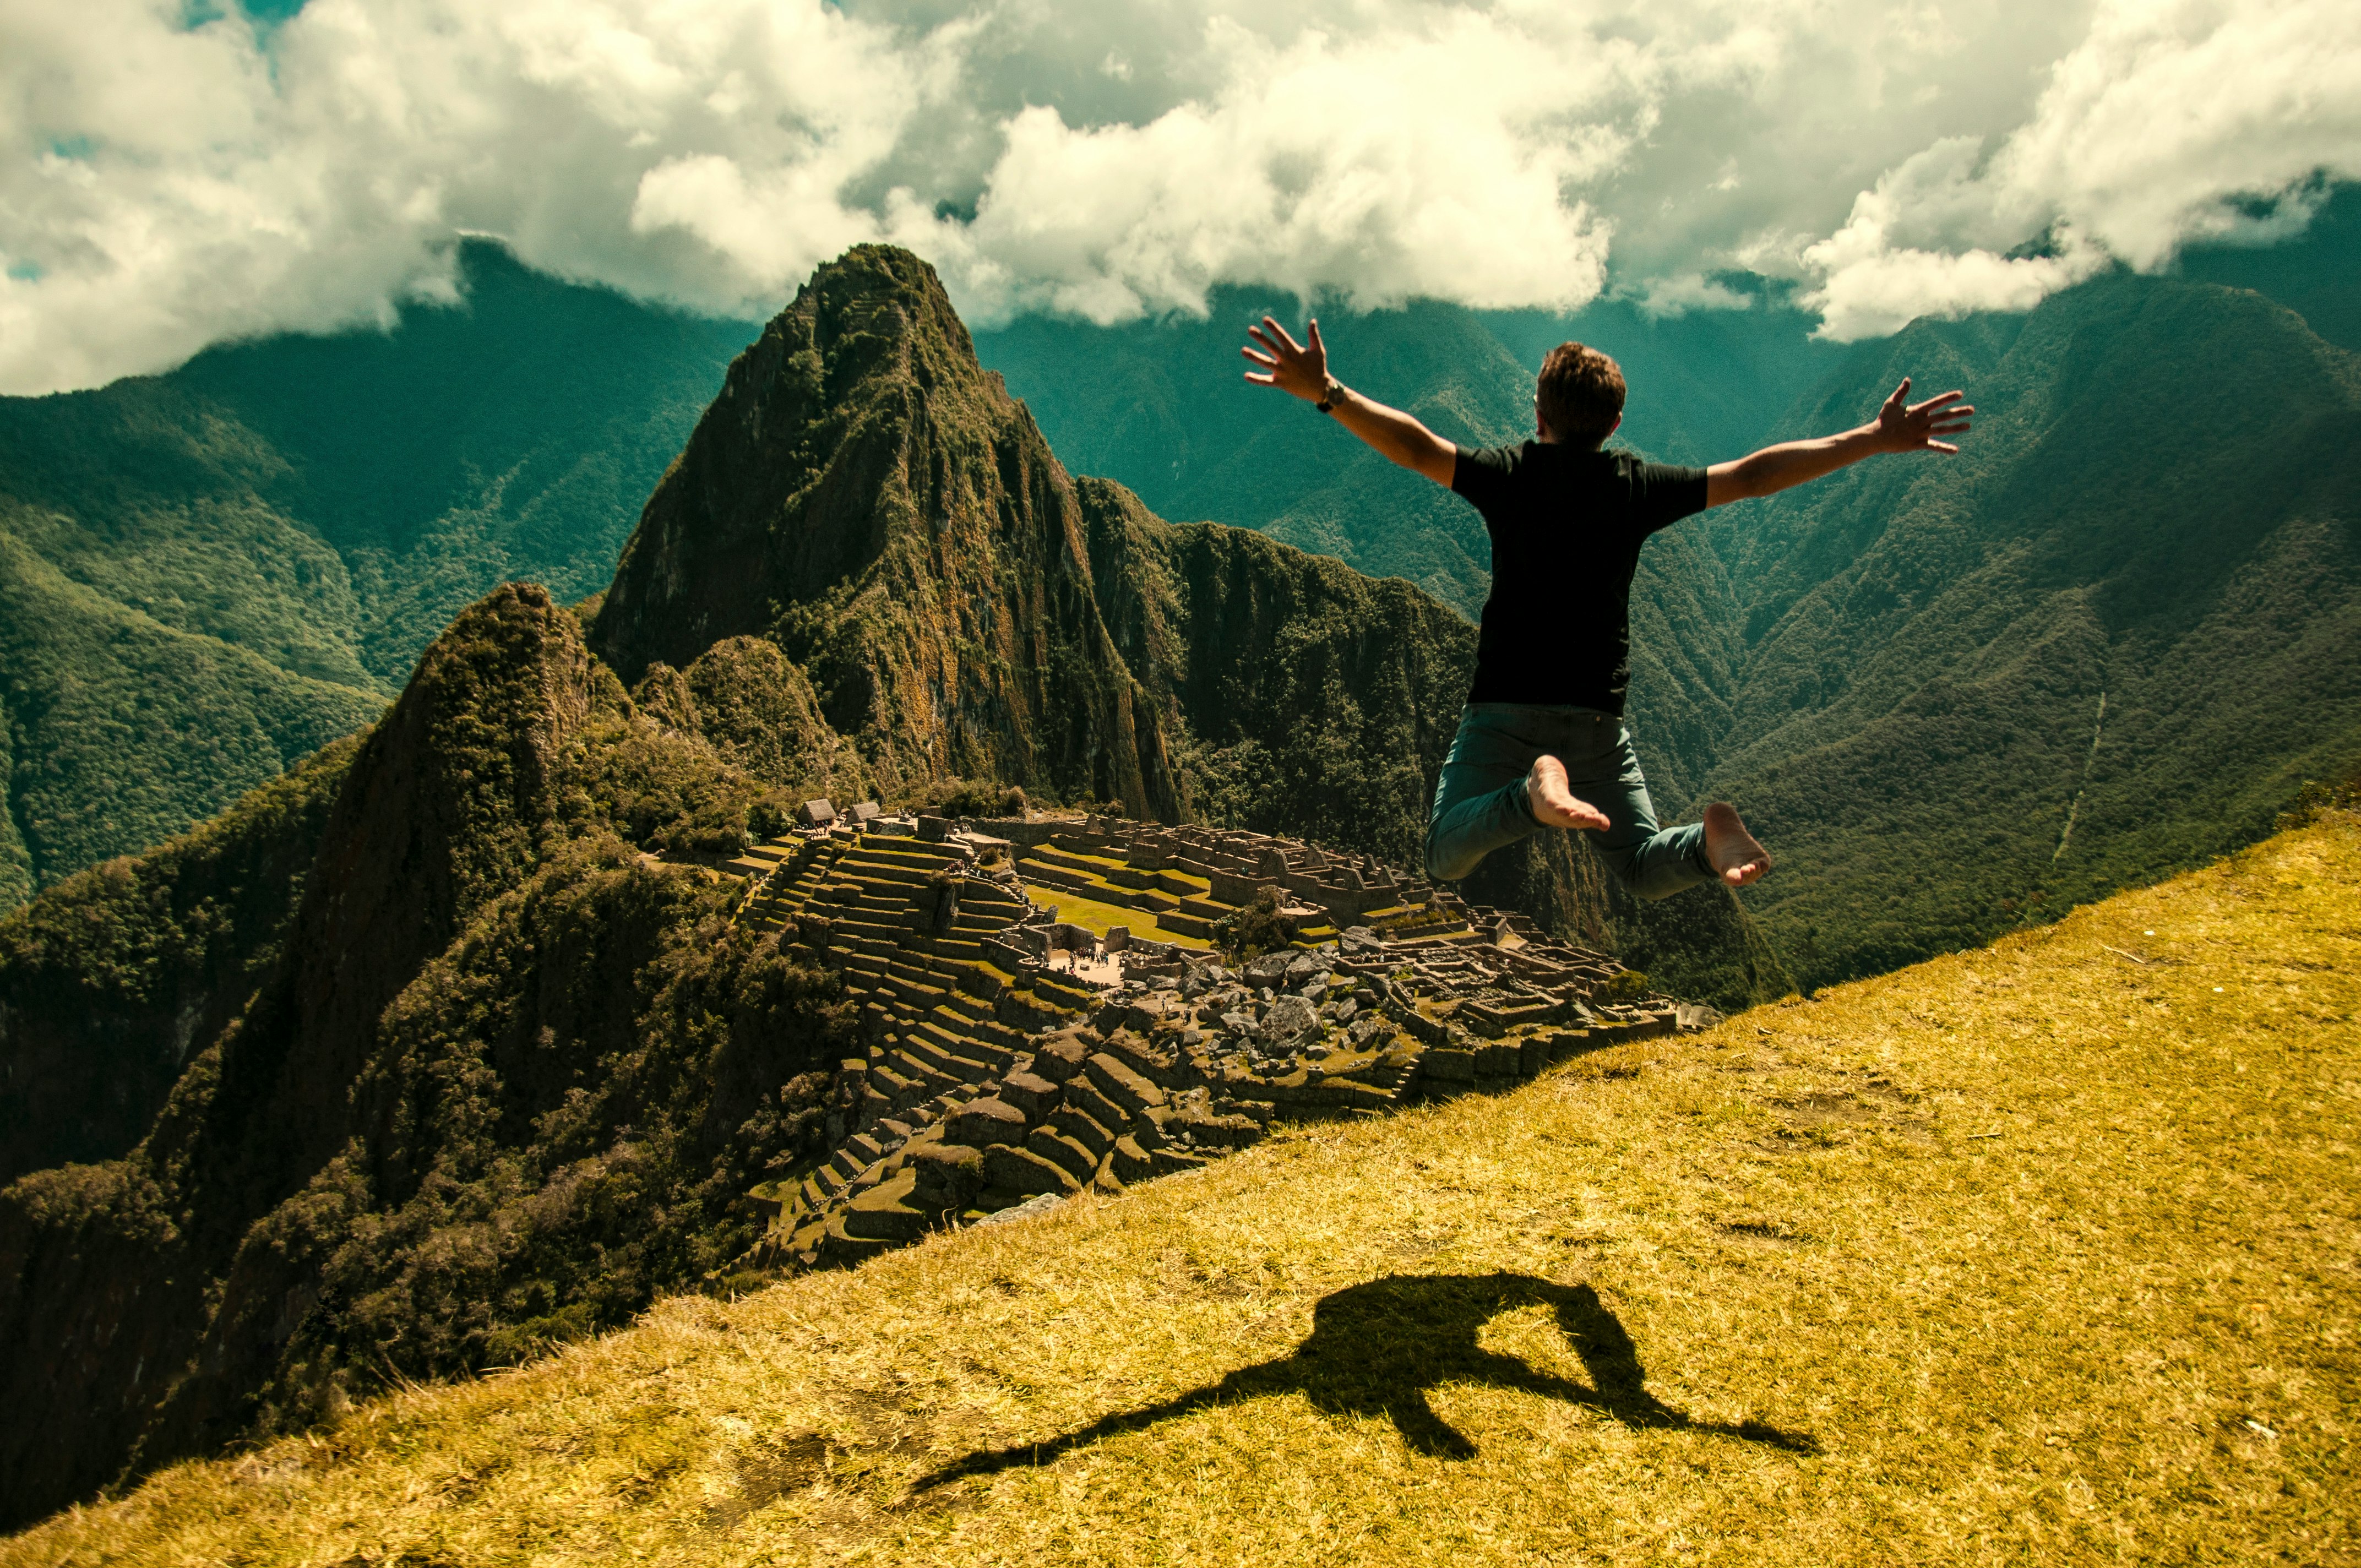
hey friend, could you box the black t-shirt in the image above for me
[1451,443,1708,712]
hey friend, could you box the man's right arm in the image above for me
[1242,316,1456,486]
[1704,378,1971,508]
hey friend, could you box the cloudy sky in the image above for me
[3,0,2356,394]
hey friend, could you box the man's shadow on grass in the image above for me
[916,1272,1816,1488]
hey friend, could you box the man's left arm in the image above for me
[1243,317,1457,486]
[1704,378,1971,508]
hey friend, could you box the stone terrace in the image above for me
[712,810,1717,1273]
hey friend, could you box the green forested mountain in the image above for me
[0,243,755,910]
[1699,276,2361,984]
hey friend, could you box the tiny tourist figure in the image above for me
[1244,318,1970,897]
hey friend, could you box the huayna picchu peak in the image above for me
[591,245,1185,820]
[0,244,1754,1529]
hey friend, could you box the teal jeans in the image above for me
[1424,703,1714,901]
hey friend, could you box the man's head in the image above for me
[1535,342,1625,448]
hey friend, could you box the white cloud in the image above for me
[0,0,2355,390]
[1803,0,2361,337]
[1631,272,1757,319]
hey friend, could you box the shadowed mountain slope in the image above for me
[0,735,358,1185]
[0,585,859,1528]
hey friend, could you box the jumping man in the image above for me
[1242,320,1971,899]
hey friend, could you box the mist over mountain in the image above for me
[0,242,754,911]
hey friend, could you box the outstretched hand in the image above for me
[1242,315,1330,402]
[1875,378,1973,453]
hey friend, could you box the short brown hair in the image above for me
[1536,342,1625,446]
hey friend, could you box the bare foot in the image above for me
[1527,755,1611,831]
[1702,802,1771,886]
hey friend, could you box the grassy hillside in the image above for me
[14,813,2351,1564]
[0,243,753,909]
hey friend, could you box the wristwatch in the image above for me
[1315,378,1345,414]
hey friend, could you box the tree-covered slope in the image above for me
[0,528,382,911]
[0,734,357,1185]
[1698,277,2361,984]
[0,243,753,910]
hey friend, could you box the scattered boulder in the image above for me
[1243,951,1293,984]
[1259,994,1319,1045]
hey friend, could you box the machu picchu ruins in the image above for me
[712,807,1719,1271]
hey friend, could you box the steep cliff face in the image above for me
[593,246,1179,816]
[0,738,356,1184]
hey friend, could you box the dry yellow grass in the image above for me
[13,818,2358,1566]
